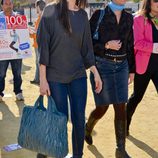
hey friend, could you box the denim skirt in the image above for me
[90,56,129,106]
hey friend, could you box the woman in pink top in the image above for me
[127,0,158,136]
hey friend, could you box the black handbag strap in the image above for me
[95,9,105,34]
[35,95,58,113]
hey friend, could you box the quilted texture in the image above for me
[18,96,68,158]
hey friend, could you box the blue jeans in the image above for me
[48,77,87,158]
[0,59,22,96]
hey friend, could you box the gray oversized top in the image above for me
[37,4,95,83]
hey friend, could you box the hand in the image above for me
[40,79,51,96]
[105,40,122,51]
[128,73,135,85]
[93,71,102,94]
[90,66,102,93]
[28,26,35,34]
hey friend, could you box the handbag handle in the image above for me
[95,9,105,33]
[34,95,59,113]
[93,9,105,40]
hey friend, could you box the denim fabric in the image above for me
[0,59,22,96]
[90,56,129,106]
[48,77,87,158]
[34,48,39,82]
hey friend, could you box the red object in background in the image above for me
[6,15,28,29]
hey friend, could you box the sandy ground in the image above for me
[0,47,158,158]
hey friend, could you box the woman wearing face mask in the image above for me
[36,0,102,158]
[127,0,158,136]
[85,0,135,157]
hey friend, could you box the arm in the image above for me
[89,10,105,56]
[90,65,102,93]
[126,16,135,84]
[39,64,50,96]
[81,12,96,69]
[127,17,135,73]
[37,6,52,95]
[133,16,153,53]
[29,26,36,37]
[82,12,102,93]
[30,18,40,37]
[37,6,51,66]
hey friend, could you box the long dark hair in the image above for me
[138,0,152,21]
[57,0,87,33]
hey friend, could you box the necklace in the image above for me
[153,17,158,25]
[150,13,158,25]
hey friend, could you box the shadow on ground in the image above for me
[87,145,104,158]
[0,101,33,158]
[128,135,158,158]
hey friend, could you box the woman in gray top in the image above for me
[37,0,102,157]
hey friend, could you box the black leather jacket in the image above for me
[90,6,135,73]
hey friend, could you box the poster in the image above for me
[0,15,32,60]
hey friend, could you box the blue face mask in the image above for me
[108,1,125,12]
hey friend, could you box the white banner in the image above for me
[0,15,32,60]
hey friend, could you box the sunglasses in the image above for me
[153,0,158,2]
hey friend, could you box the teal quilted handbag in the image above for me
[18,96,68,158]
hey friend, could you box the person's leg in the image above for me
[85,105,109,145]
[10,59,23,95]
[49,81,69,118]
[31,48,39,83]
[86,67,110,145]
[35,48,40,82]
[114,103,130,158]
[9,41,18,52]
[127,73,150,135]
[0,60,9,97]
[36,81,69,158]
[68,77,87,158]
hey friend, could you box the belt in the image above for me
[104,55,126,62]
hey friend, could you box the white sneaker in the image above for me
[16,93,24,101]
[0,95,3,102]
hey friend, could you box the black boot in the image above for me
[85,106,108,145]
[115,120,131,158]
[37,153,47,158]
[85,117,98,145]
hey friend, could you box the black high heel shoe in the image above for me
[37,153,47,158]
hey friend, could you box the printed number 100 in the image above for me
[6,16,23,25]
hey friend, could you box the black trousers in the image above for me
[127,54,158,131]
